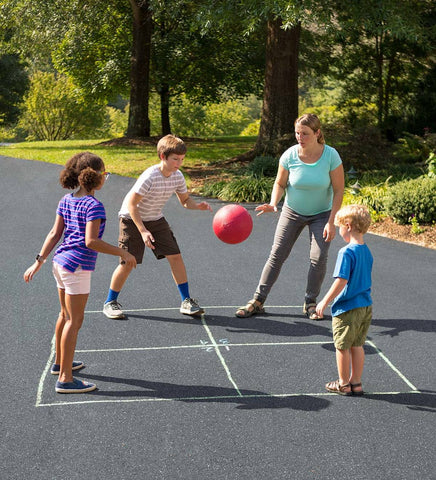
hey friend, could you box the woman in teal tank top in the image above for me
[236,114,344,320]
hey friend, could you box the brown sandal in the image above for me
[303,302,323,320]
[235,299,265,318]
[351,382,364,396]
[325,379,352,396]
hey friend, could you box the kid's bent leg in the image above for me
[59,293,88,383]
[305,212,331,304]
[254,207,305,303]
[166,254,187,285]
[109,262,135,293]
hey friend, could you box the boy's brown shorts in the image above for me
[118,217,180,263]
[332,305,372,350]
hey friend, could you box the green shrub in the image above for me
[246,155,278,178]
[426,152,436,178]
[240,119,260,136]
[392,133,431,163]
[220,176,274,202]
[19,72,106,140]
[201,176,274,202]
[200,180,227,198]
[343,184,388,222]
[384,176,436,224]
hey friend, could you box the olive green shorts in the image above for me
[332,305,372,350]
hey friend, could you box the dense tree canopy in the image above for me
[1,0,435,145]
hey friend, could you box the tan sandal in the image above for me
[325,379,352,396]
[303,302,323,320]
[235,299,265,318]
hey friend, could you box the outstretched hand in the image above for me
[255,204,277,216]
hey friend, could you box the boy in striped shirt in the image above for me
[103,135,211,319]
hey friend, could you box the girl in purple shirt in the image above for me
[24,152,136,393]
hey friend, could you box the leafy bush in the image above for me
[324,124,392,171]
[220,177,274,202]
[165,94,255,137]
[426,152,436,178]
[19,72,106,140]
[384,176,436,224]
[201,176,274,202]
[343,185,388,222]
[240,119,260,136]
[392,133,431,163]
[246,155,278,178]
[200,180,227,199]
[105,106,128,138]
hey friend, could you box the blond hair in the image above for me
[295,113,325,144]
[157,134,187,158]
[335,204,372,234]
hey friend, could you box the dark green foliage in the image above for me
[246,155,279,178]
[0,54,29,124]
[384,176,436,224]
[393,133,434,164]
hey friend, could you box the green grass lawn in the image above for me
[0,137,256,179]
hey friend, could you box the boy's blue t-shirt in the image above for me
[279,144,342,216]
[331,243,373,317]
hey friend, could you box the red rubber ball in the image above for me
[213,204,253,244]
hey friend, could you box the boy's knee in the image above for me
[166,253,183,263]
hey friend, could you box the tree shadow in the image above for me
[74,372,331,411]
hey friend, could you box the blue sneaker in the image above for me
[50,361,84,375]
[55,378,97,394]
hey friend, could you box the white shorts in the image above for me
[52,262,92,295]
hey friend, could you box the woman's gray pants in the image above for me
[254,205,332,305]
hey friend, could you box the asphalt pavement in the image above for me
[1,155,435,479]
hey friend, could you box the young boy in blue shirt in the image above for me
[103,134,211,319]
[316,204,373,396]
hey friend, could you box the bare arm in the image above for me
[176,191,212,211]
[323,164,345,242]
[316,277,348,317]
[126,191,157,250]
[85,219,136,268]
[255,164,289,216]
[23,214,64,282]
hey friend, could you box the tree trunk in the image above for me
[159,84,171,135]
[255,19,301,156]
[127,0,152,138]
[375,34,384,130]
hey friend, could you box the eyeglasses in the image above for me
[101,171,111,180]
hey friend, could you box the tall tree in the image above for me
[328,0,436,136]
[198,0,333,157]
[128,0,152,137]
[6,0,264,138]
[151,1,265,135]
[256,18,300,154]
